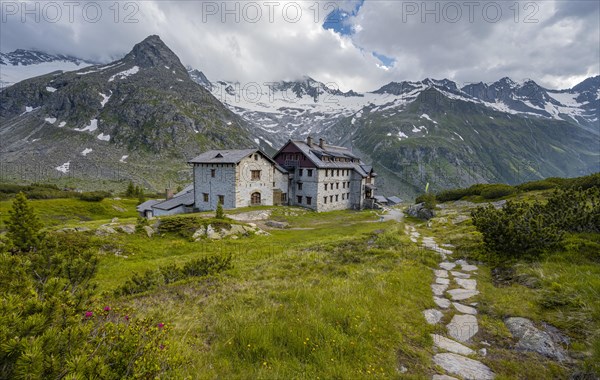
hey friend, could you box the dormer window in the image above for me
[215,153,223,158]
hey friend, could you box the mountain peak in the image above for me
[123,35,185,70]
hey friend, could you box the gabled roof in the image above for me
[275,140,377,178]
[137,199,162,212]
[188,149,258,164]
[188,148,288,173]
[387,196,403,204]
[173,183,193,198]
[374,195,388,203]
[152,191,195,211]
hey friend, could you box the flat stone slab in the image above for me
[504,317,568,361]
[432,375,459,380]
[461,264,478,272]
[434,296,451,309]
[453,302,478,315]
[435,269,449,278]
[424,309,444,325]
[455,278,477,290]
[434,353,495,380]
[451,271,470,279]
[436,277,450,285]
[432,284,449,296]
[447,289,480,301]
[439,262,456,270]
[447,314,479,342]
[432,334,475,355]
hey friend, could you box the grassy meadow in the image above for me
[1,186,598,378]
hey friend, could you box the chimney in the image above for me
[166,188,174,200]
[319,138,325,149]
[306,136,313,146]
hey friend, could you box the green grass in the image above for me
[0,197,139,229]
[414,198,600,378]
[90,210,439,378]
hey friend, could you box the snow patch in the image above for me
[44,117,57,124]
[74,119,98,132]
[81,148,93,156]
[97,133,110,141]
[55,162,70,174]
[397,131,408,140]
[25,106,33,113]
[108,66,139,82]
[453,131,464,141]
[119,155,128,163]
[46,86,57,92]
[386,132,392,136]
[58,121,66,128]
[420,113,438,124]
[99,92,112,108]
[254,138,260,145]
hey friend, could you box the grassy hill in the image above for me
[0,176,598,378]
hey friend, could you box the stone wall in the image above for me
[193,163,237,211]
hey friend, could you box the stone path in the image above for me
[413,230,495,380]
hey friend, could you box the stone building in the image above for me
[188,148,289,211]
[272,137,377,212]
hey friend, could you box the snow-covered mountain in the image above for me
[0,49,96,89]
[190,72,600,148]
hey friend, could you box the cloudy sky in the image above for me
[1,0,598,91]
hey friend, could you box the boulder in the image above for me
[95,225,117,236]
[265,220,289,229]
[431,334,475,356]
[406,203,435,220]
[229,224,247,235]
[119,224,136,234]
[143,225,155,238]
[504,317,568,361]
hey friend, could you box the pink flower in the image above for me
[157,323,164,329]
[159,344,165,350]
[84,311,93,318]
[103,306,111,311]
[124,315,130,321]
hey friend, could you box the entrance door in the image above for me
[251,192,261,206]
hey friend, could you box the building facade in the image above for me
[188,149,288,212]
[273,137,377,212]
[185,138,376,213]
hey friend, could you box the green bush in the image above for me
[116,253,233,296]
[216,202,224,219]
[565,172,600,190]
[181,254,233,277]
[78,191,111,202]
[471,201,563,258]
[480,184,516,199]
[414,193,436,210]
[544,188,600,233]
[158,216,203,235]
[0,212,174,378]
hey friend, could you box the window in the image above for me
[336,183,339,190]
[307,169,313,177]
[329,195,333,202]
[335,195,339,201]
[336,170,340,176]
[203,193,209,202]
[254,154,258,160]
[324,196,327,204]
[306,197,312,205]
[325,170,328,177]
[282,193,287,202]
[342,182,345,189]
[324,184,328,191]
[298,168,303,176]
[218,195,224,204]
[251,170,261,180]
[297,196,302,204]
[298,183,303,191]
[251,192,261,205]
[211,169,216,178]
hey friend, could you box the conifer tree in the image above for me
[126,181,135,197]
[7,192,42,252]
[215,202,224,219]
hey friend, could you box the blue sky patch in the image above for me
[323,0,365,36]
